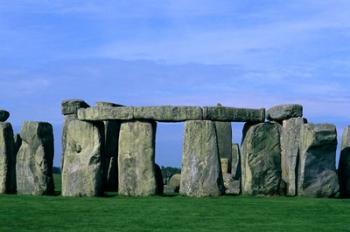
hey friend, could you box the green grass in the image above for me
[0,194,350,232]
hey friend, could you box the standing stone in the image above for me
[62,120,104,197]
[168,173,181,193]
[118,121,157,196]
[281,117,304,196]
[339,126,350,197]
[241,122,282,195]
[0,122,16,193]
[16,122,54,195]
[215,115,232,172]
[298,124,339,197]
[154,164,164,195]
[231,143,241,180]
[220,158,229,174]
[180,120,224,197]
[0,110,10,122]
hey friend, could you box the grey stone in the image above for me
[96,102,124,107]
[118,121,157,196]
[180,120,224,197]
[154,164,164,195]
[134,106,203,122]
[267,104,303,122]
[215,121,232,172]
[203,106,265,122]
[168,173,181,193]
[61,120,104,197]
[298,123,339,197]
[281,117,304,196]
[0,122,16,193]
[16,122,54,195]
[231,143,241,180]
[223,173,240,195]
[339,126,350,197]
[0,110,10,122]
[241,122,282,195]
[220,158,229,174]
[78,106,134,121]
[61,99,89,115]
[13,133,22,154]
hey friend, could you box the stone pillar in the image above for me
[118,121,157,196]
[339,126,350,197]
[96,102,122,192]
[222,143,241,195]
[0,122,16,193]
[16,122,54,195]
[281,118,304,196]
[215,121,232,172]
[298,124,339,197]
[61,119,104,197]
[241,122,282,195]
[180,120,224,197]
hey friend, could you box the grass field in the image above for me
[0,175,349,232]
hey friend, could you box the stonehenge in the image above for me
[1,101,350,199]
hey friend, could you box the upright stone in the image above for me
[180,120,224,197]
[339,126,350,197]
[215,116,232,172]
[281,117,304,196]
[154,164,164,195]
[231,144,241,180]
[298,124,339,197]
[0,110,10,122]
[96,102,122,192]
[61,120,104,196]
[241,122,282,195]
[0,122,16,193]
[220,158,229,174]
[118,121,157,196]
[16,122,54,195]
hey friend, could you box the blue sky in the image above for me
[1,1,350,167]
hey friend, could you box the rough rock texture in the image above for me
[241,122,282,195]
[154,164,164,195]
[61,120,104,197]
[14,133,22,154]
[61,99,89,115]
[231,144,241,180]
[267,104,303,122]
[223,173,240,195]
[298,124,339,197]
[168,173,181,193]
[0,123,16,193]
[0,110,10,122]
[339,126,350,197]
[96,102,124,107]
[16,122,54,195]
[78,106,265,122]
[215,121,232,171]
[118,121,157,196]
[180,120,224,197]
[281,117,304,196]
[220,158,229,174]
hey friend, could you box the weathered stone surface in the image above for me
[281,117,304,196]
[154,164,164,195]
[203,107,265,122]
[134,106,203,122]
[168,173,181,193]
[96,102,124,107]
[78,106,265,122]
[231,144,241,180]
[0,110,10,122]
[215,121,232,172]
[298,123,339,197]
[61,99,89,115]
[13,133,22,155]
[62,120,104,197]
[339,126,350,197]
[220,158,229,174]
[0,123,16,193]
[180,120,224,197]
[118,121,157,196]
[241,122,282,195]
[223,173,240,195]
[267,104,303,122]
[16,122,54,195]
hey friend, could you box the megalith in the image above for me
[61,119,104,197]
[168,173,181,193]
[267,104,303,122]
[241,122,282,195]
[154,163,164,195]
[223,143,241,195]
[180,120,224,197]
[0,110,10,122]
[281,117,304,196]
[339,126,350,197]
[0,122,16,193]
[215,120,232,172]
[118,121,157,196]
[298,124,339,197]
[16,122,54,195]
